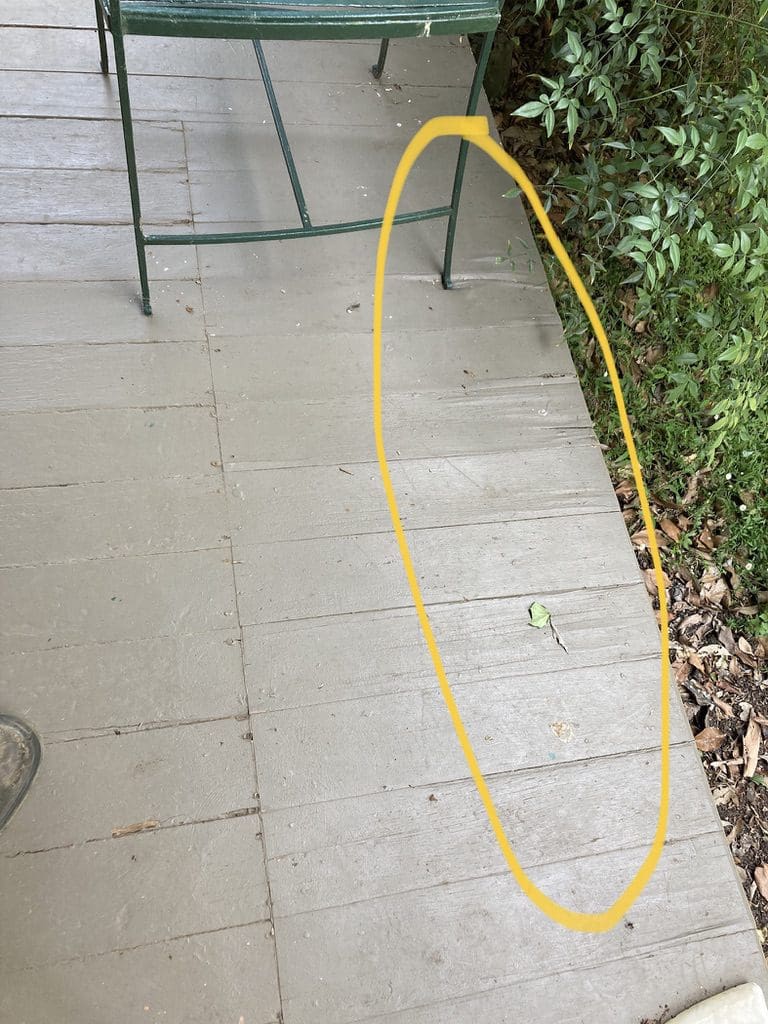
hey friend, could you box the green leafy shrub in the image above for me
[495,0,768,616]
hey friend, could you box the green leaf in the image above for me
[658,126,684,147]
[712,243,733,258]
[627,215,655,231]
[669,238,681,272]
[513,101,547,118]
[528,602,552,629]
[566,102,578,144]
[746,133,768,150]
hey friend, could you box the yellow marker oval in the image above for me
[372,115,670,933]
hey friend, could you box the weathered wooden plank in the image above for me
[272,833,747,1024]
[0,70,484,126]
[0,628,246,739]
[0,475,227,565]
[0,406,220,487]
[211,324,571,405]
[0,0,101,26]
[0,923,281,1024]
[263,743,711,916]
[189,145,516,226]
[2,168,191,225]
[0,280,206,345]
[203,275,557,338]
[0,549,236,653]
[0,718,256,854]
[0,28,468,85]
[243,583,658,713]
[2,116,186,171]
[251,654,681,810]
[234,512,641,625]
[314,931,767,1024]
[219,380,592,472]
[226,448,612,547]
[0,816,269,970]
[0,341,211,412]
[0,224,196,281]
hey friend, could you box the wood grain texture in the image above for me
[0,280,205,344]
[202,273,558,337]
[210,324,571,403]
[1,167,191,225]
[234,512,641,624]
[292,930,765,1024]
[251,655,686,810]
[0,406,220,487]
[0,224,196,280]
[0,70,486,126]
[0,28,467,83]
[0,628,247,738]
[0,475,227,565]
[272,832,749,1024]
[0,817,269,970]
[0,718,256,854]
[243,583,658,712]
[2,117,186,171]
[219,379,592,471]
[262,743,713,916]
[0,549,236,653]
[225,448,609,546]
[0,341,212,412]
[0,923,281,1024]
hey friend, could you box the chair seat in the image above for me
[107,0,501,40]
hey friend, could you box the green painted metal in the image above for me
[104,1,500,40]
[145,206,453,246]
[441,28,494,290]
[94,0,110,72]
[111,0,153,314]
[371,37,389,79]
[252,39,312,229]
[95,0,501,313]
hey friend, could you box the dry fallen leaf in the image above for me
[687,652,706,674]
[111,819,159,838]
[755,864,768,902]
[711,695,735,718]
[694,726,726,752]
[659,518,682,542]
[744,716,761,778]
[631,528,669,548]
[682,469,707,506]
[614,479,636,501]
[700,572,729,607]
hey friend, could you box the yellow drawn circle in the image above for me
[372,115,670,933]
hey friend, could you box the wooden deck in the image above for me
[1,7,766,1021]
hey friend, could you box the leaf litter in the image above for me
[615,479,768,949]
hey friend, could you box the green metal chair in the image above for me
[93,0,502,313]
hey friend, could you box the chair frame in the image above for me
[93,0,500,314]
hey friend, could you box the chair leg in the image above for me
[94,0,109,73]
[371,38,389,79]
[112,26,152,314]
[441,30,495,289]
